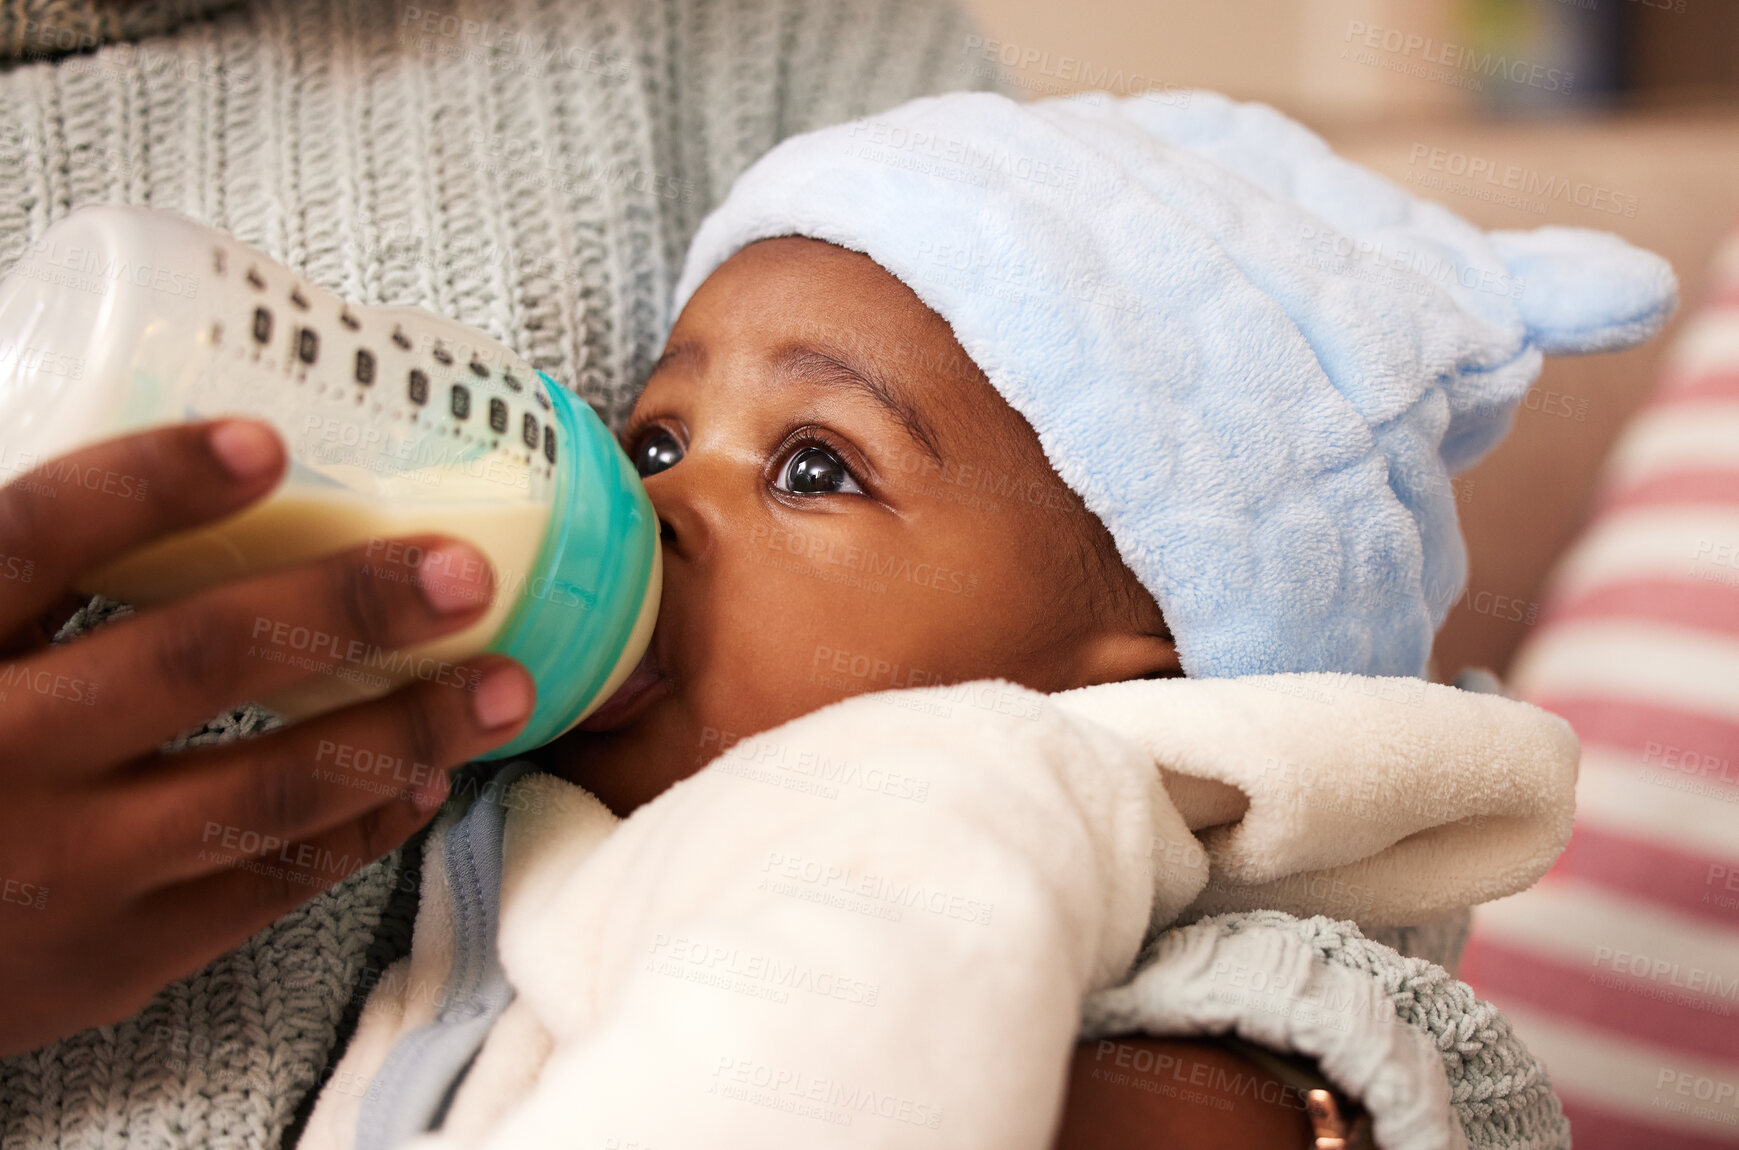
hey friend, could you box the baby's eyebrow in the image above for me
[651,339,705,377]
[772,344,944,467]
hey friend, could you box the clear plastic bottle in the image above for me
[0,204,660,760]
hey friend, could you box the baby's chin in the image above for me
[534,693,703,816]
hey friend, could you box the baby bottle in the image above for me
[0,204,660,761]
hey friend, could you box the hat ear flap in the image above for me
[1487,226,1678,356]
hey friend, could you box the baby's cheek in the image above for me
[690,600,839,736]
[703,519,1002,722]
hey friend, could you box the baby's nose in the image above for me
[639,468,715,564]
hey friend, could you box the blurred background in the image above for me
[950,4,1739,1148]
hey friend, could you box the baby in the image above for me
[539,231,1178,818]
[300,90,1672,1149]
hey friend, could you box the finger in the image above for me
[0,419,285,633]
[0,590,86,658]
[94,655,532,893]
[116,789,442,1019]
[0,532,497,777]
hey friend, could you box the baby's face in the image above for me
[531,237,1175,814]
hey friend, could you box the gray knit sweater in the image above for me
[0,1,1567,1145]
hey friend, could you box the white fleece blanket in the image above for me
[300,673,1577,1150]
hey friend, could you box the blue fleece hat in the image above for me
[671,90,1677,679]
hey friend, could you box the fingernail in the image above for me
[209,420,282,479]
[418,542,492,615]
[473,663,533,730]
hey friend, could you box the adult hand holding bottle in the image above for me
[0,419,534,1057]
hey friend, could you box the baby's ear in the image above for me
[1487,226,1678,356]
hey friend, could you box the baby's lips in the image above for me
[577,642,669,732]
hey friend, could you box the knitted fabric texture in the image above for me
[0,0,1002,1145]
[1,0,242,59]
[1084,911,1569,1150]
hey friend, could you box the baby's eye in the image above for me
[631,427,684,478]
[777,445,864,496]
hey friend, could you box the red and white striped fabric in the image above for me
[1460,224,1739,1149]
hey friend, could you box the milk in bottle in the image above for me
[0,204,660,760]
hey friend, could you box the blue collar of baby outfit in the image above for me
[353,760,537,1149]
